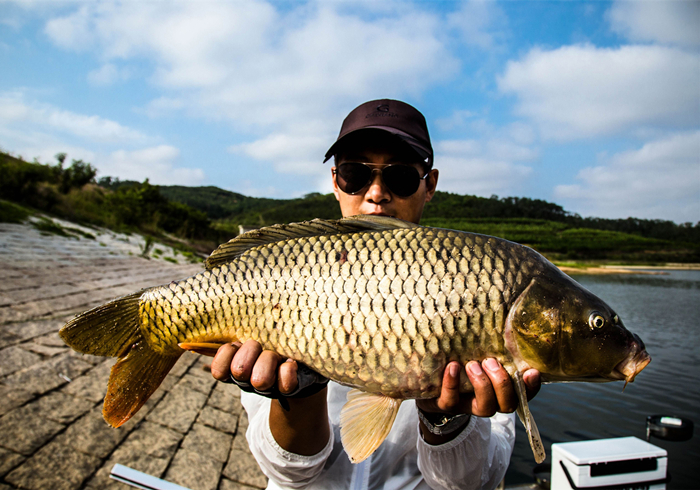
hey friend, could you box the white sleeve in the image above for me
[241,392,335,489]
[416,412,516,490]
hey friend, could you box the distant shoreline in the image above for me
[557,263,700,275]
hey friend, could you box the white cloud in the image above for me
[101,145,206,185]
[608,0,700,47]
[0,90,145,143]
[497,44,700,140]
[230,132,329,175]
[434,109,477,132]
[87,63,130,86]
[446,0,506,49]
[433,137,536,197]
[554,131,700,222]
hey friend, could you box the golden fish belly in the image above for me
[139,226,542,398]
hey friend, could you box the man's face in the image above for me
[331,136,439,224]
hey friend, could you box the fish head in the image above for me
[506,272,650,384]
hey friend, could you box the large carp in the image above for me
[60,215,650,464]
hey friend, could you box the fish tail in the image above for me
[59,290,182,427]
[103,339,181,427]
[59,290,145,357]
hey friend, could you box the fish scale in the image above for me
[138,224,538,399]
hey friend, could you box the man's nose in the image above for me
[366,170,391,203]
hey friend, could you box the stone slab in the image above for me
[0,404,65,455]
[61,358,111,402]
[197,405,239,435]
[2,352,93,395]
[219,478,268,490]
[0,319,63,350]
[61,407,132,459]
[222,448,268,489]
[23,391,95,425]
[4,438,101,490]
[181,423,233,463]
[146,381,210,434]
[0,448,25,478]
[84,421,183,489]
[0,385,35,417]
[164,448,223,490]
[0,345,42,377]
[207,381,243,413]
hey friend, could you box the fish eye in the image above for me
[589,312,606,329]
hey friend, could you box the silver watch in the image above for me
[417,408,470,436]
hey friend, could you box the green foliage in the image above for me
[2,149,698,262]
[157,185,280,220]
[422,217,698,262]
[0,200,31,223]
[424,192,569,221]
[227,193,342,226]
[30,217,74,238]
[58,158,97,194]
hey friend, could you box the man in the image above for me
[211,99,541,489]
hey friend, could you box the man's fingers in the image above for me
[482,358,518,413]
[523,368,541,401]
[250,350,282,391]
[210,342,240,381]
[467,361,498,417]
[435,362,462,412]
[278,359,299,395]
[230,340,263,382]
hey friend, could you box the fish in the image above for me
[59,215,650,464]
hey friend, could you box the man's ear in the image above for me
[331,167,342,202]
[424,169,439,202]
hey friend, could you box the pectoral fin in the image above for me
[340,390,402,463]
[179,342,227,357]
[514,371,546,464]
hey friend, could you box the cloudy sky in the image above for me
[1,0,698,223]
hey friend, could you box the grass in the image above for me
[30,217,75,238]
[0,200,31,223]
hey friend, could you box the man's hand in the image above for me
[210,340,330,456]
[210,340,300,394]
[416,359,541,444]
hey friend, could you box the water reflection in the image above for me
[505,269,700,489]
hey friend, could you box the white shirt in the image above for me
[242,382,516,490]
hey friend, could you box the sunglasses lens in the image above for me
[336,163,423,197]
[383,165,421,197]
[336,163,372,194]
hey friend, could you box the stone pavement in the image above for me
[0,218,268,490]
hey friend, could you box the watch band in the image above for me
[417,408,470,436]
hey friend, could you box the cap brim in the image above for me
[323,126,432,164]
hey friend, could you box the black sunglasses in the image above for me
[333,162,428,198]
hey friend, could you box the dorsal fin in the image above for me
[205,215,419,270]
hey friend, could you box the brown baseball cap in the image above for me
[324,99,433,167]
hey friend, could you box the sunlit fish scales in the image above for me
[59,215,650,464]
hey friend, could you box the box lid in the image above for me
[553,437,667,465]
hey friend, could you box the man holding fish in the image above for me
[210,100,542,489]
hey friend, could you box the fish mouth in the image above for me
[613,338,651,384]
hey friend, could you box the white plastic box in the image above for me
[551,436,667,489]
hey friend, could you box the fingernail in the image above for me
[483,358,500,371]
[449,363,459,378]
[468,361,483,376]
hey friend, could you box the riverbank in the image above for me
[556,262,700,275]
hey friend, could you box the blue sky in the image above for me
[1,0,698,223]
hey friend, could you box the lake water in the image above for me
[504,269,700,489]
